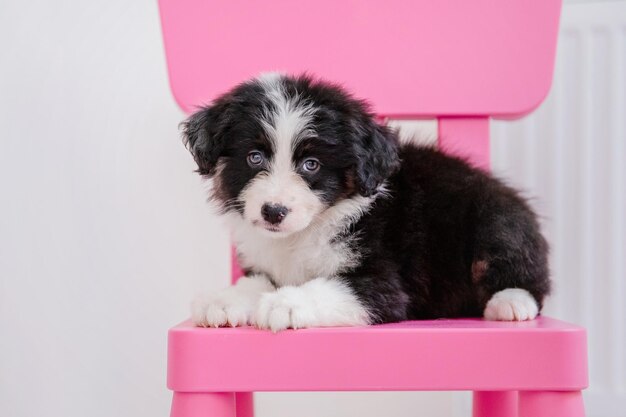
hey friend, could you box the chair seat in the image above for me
[168,316,587,392]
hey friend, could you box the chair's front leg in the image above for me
[235,392,254,417]
[473,391,518,417]
[171,392,236,417]
[518,391,585,417]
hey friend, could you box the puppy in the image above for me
[182,73,550,331]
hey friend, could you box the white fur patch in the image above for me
[191,275,275,327]
[238,73,322,235]
[483,288,539,321]
[252,277,370,332]
[240,169,323,236]
[256,71,283,85]
[227,195,374,287]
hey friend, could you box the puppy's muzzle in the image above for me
[261,203,289,225]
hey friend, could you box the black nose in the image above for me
[261,203,289,225]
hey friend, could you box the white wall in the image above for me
[0,2,229,416]
[0,1,623,417]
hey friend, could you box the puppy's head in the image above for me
[182,73,399,237]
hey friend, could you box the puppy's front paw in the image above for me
[253,288,315,332]
[252,278,369,332]
[483,288,539,321]
[191,276,274,327]
[191,289,251,327]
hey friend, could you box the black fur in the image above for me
[344,146,550,322]
[182,74,551,323]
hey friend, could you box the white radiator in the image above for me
[491,2,626,415]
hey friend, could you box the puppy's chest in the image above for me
[235,232,360,286]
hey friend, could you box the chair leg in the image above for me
[518,391,585,417]
[170,392,236,417]
[235,392,254,417]
[473,391,518,417]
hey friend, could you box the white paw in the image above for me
[191,276,274,327]
[252,278,370,332]
[483,288,539,321]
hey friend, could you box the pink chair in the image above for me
[158,1,588,416]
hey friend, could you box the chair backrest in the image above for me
[158,0,561,118]
[158,0,562,279]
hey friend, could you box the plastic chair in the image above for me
[158,1,588,416]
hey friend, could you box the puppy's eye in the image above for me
[247,151,265,167]
[302,158,320,173]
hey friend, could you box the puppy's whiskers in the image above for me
[220,198,244,214]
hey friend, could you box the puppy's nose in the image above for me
[261,203,289,225]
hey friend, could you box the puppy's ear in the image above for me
[181,103,228,176]
[353,121,400,196]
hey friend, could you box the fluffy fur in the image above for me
[182,74,551,331]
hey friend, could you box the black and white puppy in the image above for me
[183,73,550,331]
